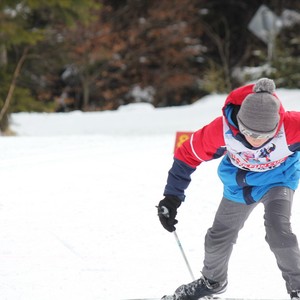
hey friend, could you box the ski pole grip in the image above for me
[159,206,170,218]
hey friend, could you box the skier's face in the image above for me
[244,135,269,147]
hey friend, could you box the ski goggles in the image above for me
[239,123,277,140]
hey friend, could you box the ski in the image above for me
[122,298,289,300]
[122,296,218,299]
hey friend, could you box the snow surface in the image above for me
[1,88,299,300]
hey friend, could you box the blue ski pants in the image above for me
[202,186,300,293]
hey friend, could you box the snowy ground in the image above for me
[0,88,299,299]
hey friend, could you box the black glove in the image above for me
[157,196,181,232]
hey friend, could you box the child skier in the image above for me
[157,78,300,300]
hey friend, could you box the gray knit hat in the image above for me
[237,78,280,139]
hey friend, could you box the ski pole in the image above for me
[158,205,195,280]
[173,230,195,280]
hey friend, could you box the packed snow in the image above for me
[0,88,299,300]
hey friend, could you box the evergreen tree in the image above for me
[0,0,99,132]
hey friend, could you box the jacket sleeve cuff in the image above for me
[163,158,196,201]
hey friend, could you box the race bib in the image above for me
[223,119,293,172]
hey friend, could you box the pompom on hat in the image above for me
[237,78,280,139]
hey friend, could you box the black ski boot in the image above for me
[291,291,300,299]
[161,276,227,300]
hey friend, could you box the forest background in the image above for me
[1,0,300,133]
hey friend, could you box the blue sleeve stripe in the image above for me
[164,159,196,201]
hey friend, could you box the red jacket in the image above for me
[164,84,300,203]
